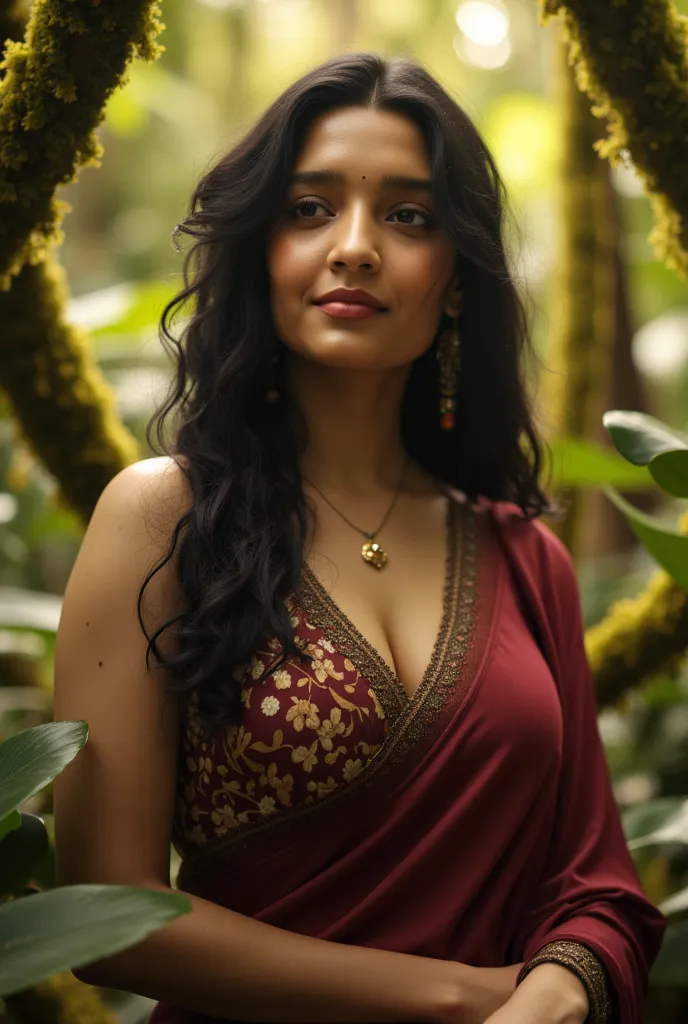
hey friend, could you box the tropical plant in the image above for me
[603,408,688,987]
[604,411,688,591]
[0,720,190,999]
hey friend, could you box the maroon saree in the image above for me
[151,498,665,1024]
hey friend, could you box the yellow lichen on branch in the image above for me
[0,256,139,521]
[585,506,688,708]
[0,0,165,290]
[540,0,688,276]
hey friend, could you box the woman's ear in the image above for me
[443,272,464,319]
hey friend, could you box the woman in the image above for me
[53,53,665,1024]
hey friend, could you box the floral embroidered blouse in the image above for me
[173,498,469,857]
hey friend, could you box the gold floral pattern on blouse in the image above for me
[173,595,387,853]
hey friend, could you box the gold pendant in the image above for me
[361,539,388,570]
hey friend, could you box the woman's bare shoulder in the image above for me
[92,455,192,553]
[98,455,190,512]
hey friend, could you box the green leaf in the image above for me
[546,437,652,491]
[0,722,88,822]
[660,883,688,917]
[651,450,688,498]
[622,798,686,842]
[651,919,688,986]
[0,815,50,898]
[0,812,21,844]
[626,798,688,850]
[604,488,688,592]
[0,884,190,996]
[603,410,688,497]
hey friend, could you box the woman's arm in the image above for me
[53,459,516,1024]
[74,887,520,1024]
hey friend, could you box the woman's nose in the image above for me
[326,207,381,273]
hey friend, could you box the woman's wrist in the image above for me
[514,962,589,1023]
[516,939,613,1022]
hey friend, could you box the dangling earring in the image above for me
[436,317,460,431]
[265,353,280,404]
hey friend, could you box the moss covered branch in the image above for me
[0,0,164,290]
[586,515,688,707]
[540,0,688,276]
[0,257,139,521]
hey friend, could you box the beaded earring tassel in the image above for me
[436,318,460,431]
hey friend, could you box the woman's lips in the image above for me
[315,301,386,319]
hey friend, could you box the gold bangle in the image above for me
[516,940,614,1022]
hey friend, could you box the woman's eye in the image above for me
[293,198,329,219]
[289,200,432,226]
[389,208,431,227]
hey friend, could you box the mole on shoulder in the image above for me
[98,661,103,667]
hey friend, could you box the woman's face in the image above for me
[266,105,462,371]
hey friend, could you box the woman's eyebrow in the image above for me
[290,170,433,193]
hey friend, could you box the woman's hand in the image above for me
[482,962,589,1024]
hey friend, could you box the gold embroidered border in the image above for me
[517,940,613,1022]
[177,499,480,883]
[380,504,477,768]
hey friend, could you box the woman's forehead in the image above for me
[293,106,430,181]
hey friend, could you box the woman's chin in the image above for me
[293,337,396,371]
[313,353,398,373]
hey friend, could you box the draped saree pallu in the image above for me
[150,498,665,1024]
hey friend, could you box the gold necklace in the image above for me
[304,457,409,570]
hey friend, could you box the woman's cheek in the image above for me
[390,245,449,305]
[268,231,323,300]
[265,231,295,287]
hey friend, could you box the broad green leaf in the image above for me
[651,919,688,987]
[0,815,50,898]
[627,798,688,850]
[622,798,686,842]
[0,884,190,996]
[603,410,688,497]
[651,450,688,498]
[604,488,688,592]
[660,883,688,917]
[0,722,88,822]
[546,437,652,491]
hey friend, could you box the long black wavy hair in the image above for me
[140,52,551,730]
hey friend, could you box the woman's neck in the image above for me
[285,352,409,496]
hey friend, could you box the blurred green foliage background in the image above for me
[2,0,688,1021]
